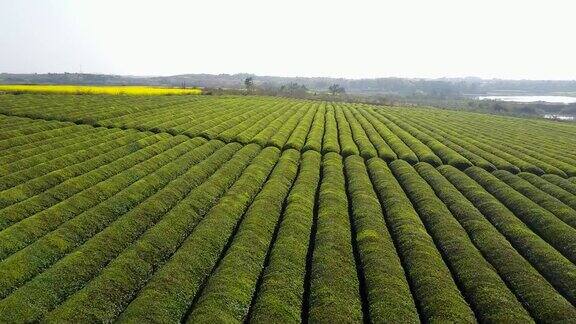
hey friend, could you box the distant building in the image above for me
[544,114,575,121]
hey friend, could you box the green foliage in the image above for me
[1,94,575,322]
[392,161,530,323]
[367,158,475,322]
[441,166,576,306]
[250,150,321,323]
[345,156,418,323]
[308,152,363,323]
[518,172,576,210]
[466,167,576,263]
[494,170,576,228]
[186,149,300,323]
[118,146,280,323]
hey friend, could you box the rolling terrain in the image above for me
[0,94,575,323]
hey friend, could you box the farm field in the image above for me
[0,85,202,96]
[0,94,575,323]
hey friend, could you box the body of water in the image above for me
[478,95,576,104]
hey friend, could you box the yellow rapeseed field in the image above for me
[0,84,202,95]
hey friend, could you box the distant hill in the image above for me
[2,72,576,98]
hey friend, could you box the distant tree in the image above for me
[328,84,345,95]
[280,82,308,97]
[244,77,254,93]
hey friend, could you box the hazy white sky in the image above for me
[1,0,575,79]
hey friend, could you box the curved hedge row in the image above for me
[282,103,317,150]
[368,110,442,166]
[0,139,221,300]
[392,161,529,323]
[249,150,321,323]
[302,103,326,152]
[0,142,260,322]
[332,105,361,157]
[346,105,396,161]
[366,158,475,322]
[542,174,576,195]
[308,152,363,323]
[117,146,280,323]
[186,149,300,323]
[0,137,199,261]
[383,114,471,169]
[518,172,576,210]
[0,132,158,206]
[493,170,576,229]
[44,144,266,323]
[466,167,576,264]
[358,108,418,163]
[418,164,574,322]
[0,135,180,231]
[344,156,418,323]
[340,105,377,158]
[321,105,340,154]
[440,166,576,306]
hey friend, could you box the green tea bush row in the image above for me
[332,104,361,156]
[302,103,326,152]
[338,105,377,158]
[279,103,316,150]
[419,164,574,322]
[466,167,576,263]
[0,132,158,206]
[44,143,260,323]
[0,124,80,151]
[0,142,255,322]
[321,105,340,154]
[0,137,197,259]
[384,114,471,169]
[367,158,475,322]
[118,146,280,323]
[542,174,576,195]
[186,149,300,323]
[368,110,442,166]
[493,170,576,228]
[408,115,517,172]
[358,108,418,163]
[346,105,396,161]
[267,103,309,148]
[0,135,181,231]
[249,150,321,323]
[308,152,363,323]
[0,125,106,164]
[392,161,530,323]
[237,104,298,144]
[0,131,148,190]
[441,166,576,305]
[518,172,576,210]
[402,117,496,170]
[344,156,419,323]
[0,139,216,298]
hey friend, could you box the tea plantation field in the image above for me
[0,94,575,323]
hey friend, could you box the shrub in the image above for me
[0,143,259,322]
[117,147,280,323]
[308,152,363,323]
[493,170,576,229]
[466,167,576,263]
[417,163,569,322]
[392,161,525,322]
[367,158,475,322]
[518,172,576,210]
[344,156,418,323]
[440,166,576,305]
[249,150,321,323]
[185,149,300,323]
